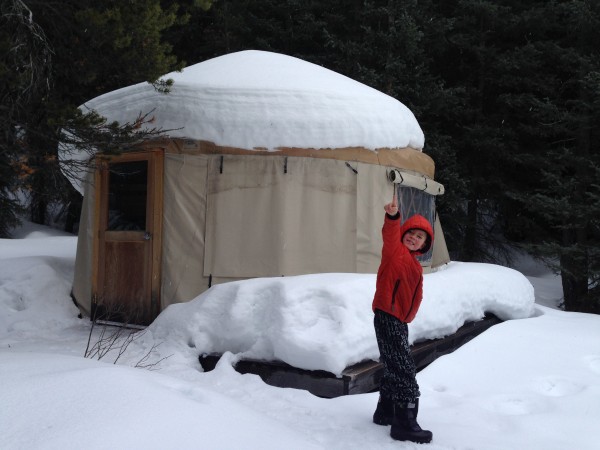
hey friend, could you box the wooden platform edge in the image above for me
[198,314,502,398]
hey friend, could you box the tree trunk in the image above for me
[459,196,478,261]
[560,225,589,312]
[560,263,589,312]
[28,161,47,225]
[64,187,82,234]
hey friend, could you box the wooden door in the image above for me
[92,150,163,325]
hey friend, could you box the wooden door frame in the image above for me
[91,149,164,323]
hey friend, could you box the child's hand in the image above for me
[384,191,399,216]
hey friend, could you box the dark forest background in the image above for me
[2,0,599,313]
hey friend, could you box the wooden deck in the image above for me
[198,314,501,398]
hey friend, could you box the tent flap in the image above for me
[204,155,357,277]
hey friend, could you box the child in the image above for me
[371,190,434,444]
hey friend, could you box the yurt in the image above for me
[63,50,449,325]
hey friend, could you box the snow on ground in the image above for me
[1,223,600,450]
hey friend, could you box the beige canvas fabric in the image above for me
[204,155,357,277]
[355,162,395,272]
[71,142,450,316]
[431,215,450,270]
[71,171,95,317]
[160,153,209,307]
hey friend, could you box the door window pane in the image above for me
[107,161,148,231]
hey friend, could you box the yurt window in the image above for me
[397,185,435,263]
[107,161,148,231]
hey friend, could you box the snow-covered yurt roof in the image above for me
[84,50,424,150]
[62,50,428,192]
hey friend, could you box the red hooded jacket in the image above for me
[372,212,434,323]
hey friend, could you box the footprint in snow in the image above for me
[531,376,585,397]
[483,394,547,416]
[584,355,600,376]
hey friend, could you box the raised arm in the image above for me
[382,190,401,255]
[384,190,399,217]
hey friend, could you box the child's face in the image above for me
[402,229,427,252]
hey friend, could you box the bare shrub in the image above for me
[84,303,171,370]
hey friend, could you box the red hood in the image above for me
[401,214,434,255]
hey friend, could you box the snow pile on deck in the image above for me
[145,262,535,376]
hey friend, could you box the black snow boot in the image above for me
[390,400,432,444]
[372,393,394,425]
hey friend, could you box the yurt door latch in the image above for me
[144,232,152,241]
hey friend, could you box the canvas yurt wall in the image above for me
[64,50,449,324]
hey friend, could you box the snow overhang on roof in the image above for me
[60,50,425,191]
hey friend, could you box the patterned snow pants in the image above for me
[374,309,420,404]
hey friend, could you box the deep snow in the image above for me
[2,222,600,450]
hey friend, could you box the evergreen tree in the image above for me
[500,0,600,313]
[0,0,193,232]
[0,0,52,236]
[175,0,329,64]
[422,0,521,262]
